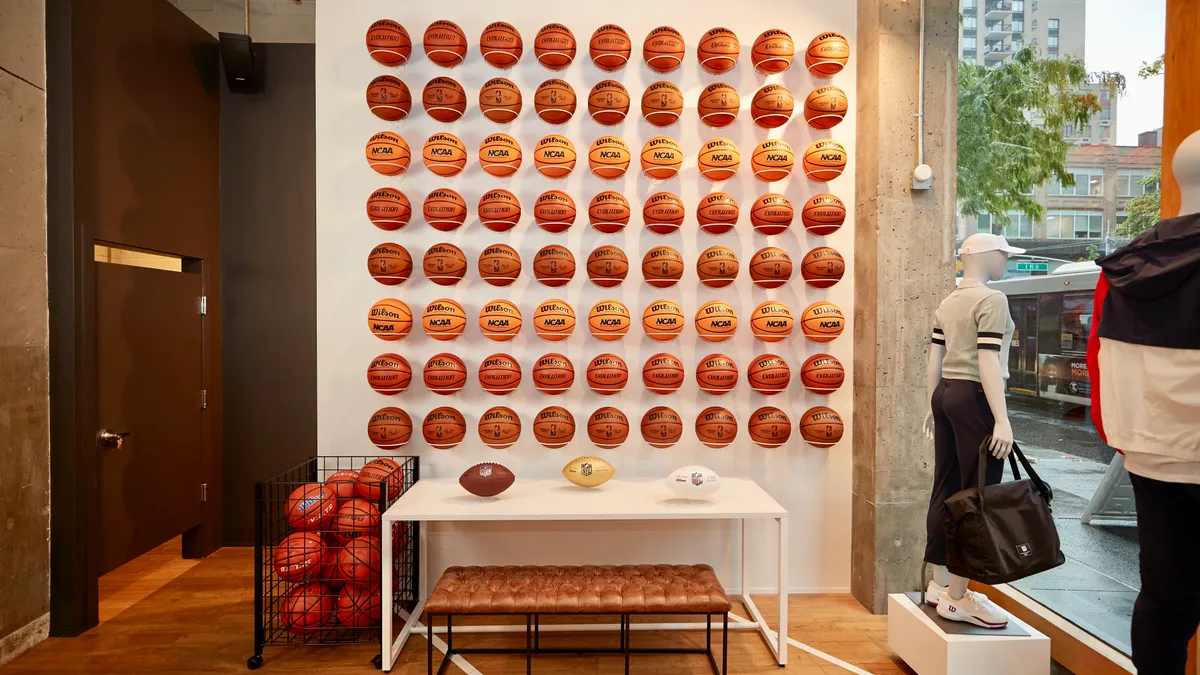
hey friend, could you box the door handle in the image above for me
[98,429,130,450]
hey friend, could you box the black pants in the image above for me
[924,378,1005,566]
[1130,472,1200,675]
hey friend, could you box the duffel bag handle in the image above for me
[977,437,1054,505]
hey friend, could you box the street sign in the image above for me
[1017,262,1049,272]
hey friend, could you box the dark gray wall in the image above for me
[220,44,316,545]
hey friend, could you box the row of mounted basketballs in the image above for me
[366,76,847,130]
[367,297,845,344]
[365,20,849,78]
[364,131,848,184]
[365,403,845,451]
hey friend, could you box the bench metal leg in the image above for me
[526,614,532,675]
[722,614,728,675]
[534,614,540,651]
[624,615,630,675]
[427,614,433,675]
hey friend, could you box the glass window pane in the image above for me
[1089,171,1103,195]
[1117,175,1130,197]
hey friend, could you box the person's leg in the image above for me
[1130,473,1200,675]
[924,380,959,567]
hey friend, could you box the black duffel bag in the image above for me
[944,439,1066,584]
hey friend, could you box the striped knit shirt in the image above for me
[931,278,1015,382]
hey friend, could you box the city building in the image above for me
[1139,127,1164,147]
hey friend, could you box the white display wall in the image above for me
[316,0,856,593]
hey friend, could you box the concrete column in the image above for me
[852,0,959,613]
[0,0,51,664]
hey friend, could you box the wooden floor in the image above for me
[3,546,914,674]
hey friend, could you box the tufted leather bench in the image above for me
[424,564,731,674]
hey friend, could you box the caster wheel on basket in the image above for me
[247,655,264,670]
[371,653,383,670]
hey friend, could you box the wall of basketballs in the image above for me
[316,0,857,592]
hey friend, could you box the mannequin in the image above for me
[1176,130,1200,216]
[921,232,1023,628]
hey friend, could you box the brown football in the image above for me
[459,463,516,497]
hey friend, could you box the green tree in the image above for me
[1139,55,1165,79]
[1115,169,1162,239]
[958,47,1124,227]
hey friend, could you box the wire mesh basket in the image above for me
[248,455,419,669]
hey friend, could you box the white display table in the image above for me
[380,477,789,672]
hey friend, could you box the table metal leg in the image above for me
[381,516,393,670]
[778,516,788,666]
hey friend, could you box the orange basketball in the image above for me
[752,29,795,74]
[365,131,410,176]
[643,26,685,73]
[749,246,793,289]
[532,353,574,395]
[367,187,412,231]
[478,299,522,341]
[479,78,523,123]
[422,188,467,232]
[357,458,402,501]
[477,244,521,287]
[696,246,739,288]
[286,483,337,530]
[698,138,740,181]
[749,193,793,235]
[696,192,739,234]
[534,78,576,124]
[535,23,576,70]
[533,406,575,447]
[801,301,845,343]
[280,582,333,636]
[274,531,325,582]
[694,301,737,342]
[423,353,467,395]
[751,139,795,182]
[750,300,793,343]
[586,246,629,288]
[640,81,684,127]
[588,191,631,234]
[422,242,467,286]
[801,193,847,235]
[586,353,628,395]
[366,75,411,121]
[479,406,521,449]
[367,353,411,395]
[534,190,577,233]
[640,136,683,180]
[479,353,522,395]
[800,406,844,447]
[422,76,467,123]
[747,354,791,395]
[368,299,412,341]
[478,133,522,179]
[696,354,738,395]
[422,407,466,449]
[751,84,794,129]
[642,299,684,341]
[805,32,850,77]
[695,406,737,448]
[422,298,467,341]
[697,27,740,74]
[641,246,684,288]
[368,243,412,286]
[800,353,845,394]
[587,407,629,449]
[804,85,848,130]
[422,131,467,177]
[478,188,521,232]
[587,300,631,341]
[697,83,740,128]
[337,582,381,628]
[532,299,576,341]
[588,80,631,126]
[366,19,412,67]
[533,244,576,287]
[533,134,577,179]
[641,407,683,448]
[643,192,685,235]
[588,136,631,180]
[801,247,845,288]
[368,407,413,449]
[642,353,685,394]
[590,24,632,71]
[480,21,523,68]
[749,406,792,448]
[423,20,467,67]
[802,139,848,182]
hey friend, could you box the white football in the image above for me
[563,456,616,488]
[666,465,722,499]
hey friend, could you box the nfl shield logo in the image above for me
[479,465,493,478]
[691,472,704,486]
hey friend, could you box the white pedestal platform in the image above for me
[888,593,1050,675]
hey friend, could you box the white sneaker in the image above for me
[925,580,948,606]
[936,590,1009,628]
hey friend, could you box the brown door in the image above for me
[94,251,204,575]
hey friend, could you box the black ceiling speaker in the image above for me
[219,32,263,94]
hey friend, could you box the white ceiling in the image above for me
[169,0,316,42]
